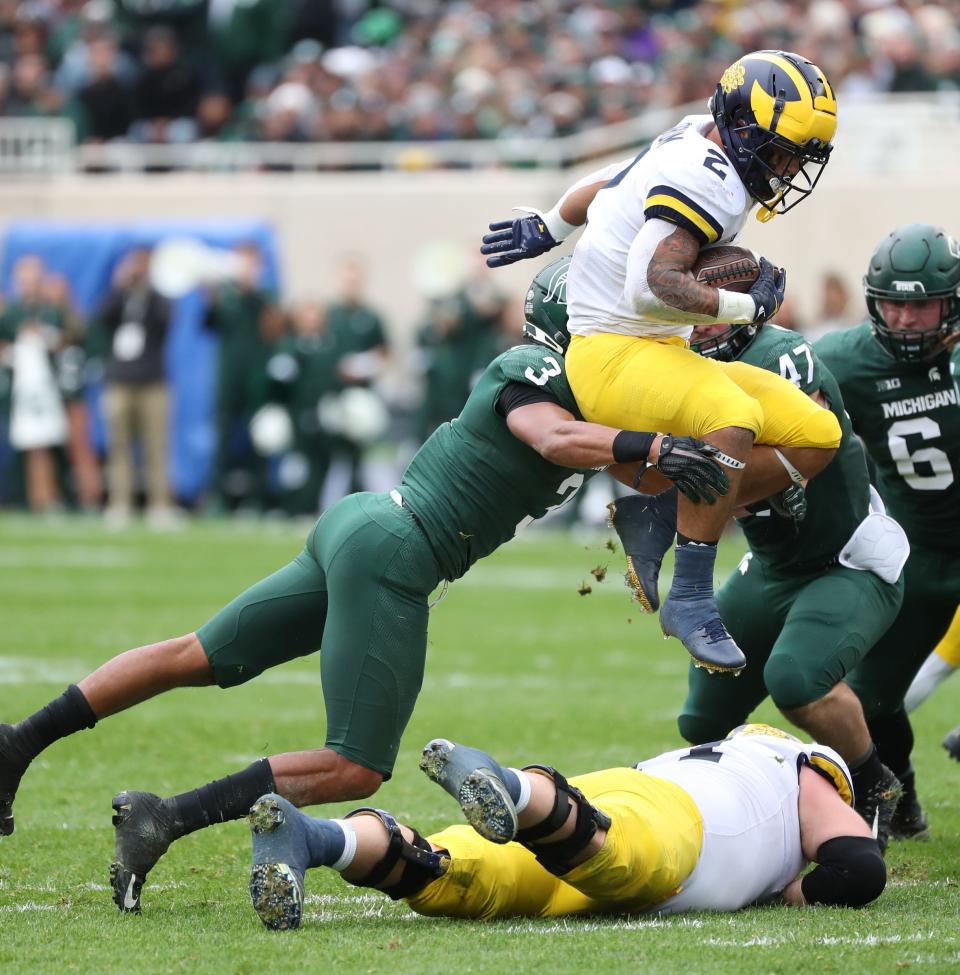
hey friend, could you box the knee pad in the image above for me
[764,653,821,710]
[801,835,886,907]
[517,765,611,876]
[344,807,449,900]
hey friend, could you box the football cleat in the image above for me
[248,795,308,931]
[110,791,184,913]
[943,725,960,762]
[889,792,930,842]
[853,765,902,854]
[419,739,518,844]
[659,596,746,673]
[0,724,31,837]
[607,492,677,613]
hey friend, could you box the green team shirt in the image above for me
[401,344,597,581]
[816,323,960,553]
[734,325,870,571]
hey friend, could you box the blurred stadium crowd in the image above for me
[0,242,521,522]
[1,0,959,149]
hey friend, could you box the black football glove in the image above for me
[481,208,559,268]
[747,256,786,324]
[768,483,807,522]
[654,435,730,504]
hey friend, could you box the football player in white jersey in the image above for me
[246,725,885,930]
[481,52,841,675]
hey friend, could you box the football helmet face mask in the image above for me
[690,322,762,362]
[710,51,837,218]
[865,223,960,362]
[522,256,571,355]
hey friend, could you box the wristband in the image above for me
[716,289,756,325]
[612,430,656,464]
[541,205,580,243]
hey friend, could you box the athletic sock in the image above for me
[509,768,531,812]
[12,684,97,763]
[667,539,718,601]
[850,744,885,799]
[170,758,276,837]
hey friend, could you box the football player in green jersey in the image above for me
[665,318,910,847]
[816,223,960,841]
[0,259,728,916]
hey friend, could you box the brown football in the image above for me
[692,245,760,293]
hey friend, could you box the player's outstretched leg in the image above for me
[944,726,960,762]
[419,739,524,843]
[607,490,677,614]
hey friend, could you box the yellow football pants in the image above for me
[935,607,960,667]
[565,333,841,448]
[407,767,703,920]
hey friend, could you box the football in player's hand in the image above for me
[692,245,760,292]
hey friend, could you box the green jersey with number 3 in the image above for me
[400,344,597,581]
[735,324,870,570]
[815,323,960,552]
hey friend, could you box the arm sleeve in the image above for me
[495,380,562,417]
[622,219,721,326]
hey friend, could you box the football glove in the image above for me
[768,483,807,522]
[481,208,559,268]
[654,435,730,505]
[747,257,787,324]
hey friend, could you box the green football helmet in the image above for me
[865,223,960,361]
[523,257,570,355]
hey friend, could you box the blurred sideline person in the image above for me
[816,223,960,841]
[0,255,69,512]
[481,51,842,674]
[246,726,885,931]
[665,317,906,847]
[96,248,175,528]
[0,262,728,915]
[203,243,279,512]
[326,255,389,495]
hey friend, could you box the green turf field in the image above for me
[0,515,957,975]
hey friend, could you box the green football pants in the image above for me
[196,491,441,777]
[679,552,904,744]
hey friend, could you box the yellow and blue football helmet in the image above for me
[710,51,837,217]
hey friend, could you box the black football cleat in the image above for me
[0,723,31,837]
[607,491,677,613]
[110,791,184,913]
[854,764,902,854]
[889,792,930,842]
[943,726,960,762]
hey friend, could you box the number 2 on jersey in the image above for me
[523,355,562,386]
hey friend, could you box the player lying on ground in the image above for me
[246,724,885,930]
[0,263,729,915]
[482,51,842,673]
[817,223,960,840]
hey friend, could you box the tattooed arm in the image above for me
[623,220,722,324]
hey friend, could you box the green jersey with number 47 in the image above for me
[815,324,960,553]
[400,344,598,581]
[734,325,870,570]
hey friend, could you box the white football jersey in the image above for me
[634,727,853,912]
[567,114,752,339]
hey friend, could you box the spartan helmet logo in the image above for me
[543,263,569,305]
[929,366,942,382]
